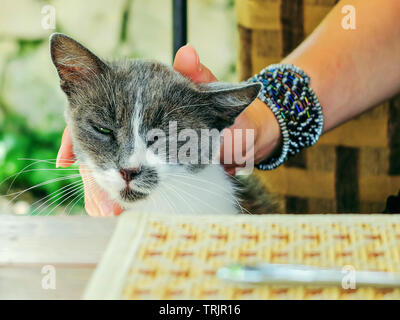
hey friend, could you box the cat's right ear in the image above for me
[50,33,108,95]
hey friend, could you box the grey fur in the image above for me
[50,33,277,213]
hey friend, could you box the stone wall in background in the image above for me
[0,0,237,132]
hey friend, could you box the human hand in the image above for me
[173,45,282,176]
[56,127,124,217]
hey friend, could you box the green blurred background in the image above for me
[0,0,237,215]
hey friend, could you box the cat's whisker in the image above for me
[71,176,108,215]
[164,180,221,214]
[160,181,196,215]
[171,176,241,210]
[32,181,84,216]
[78,175,99,197]
[30,179,83,209]
[46,187,84,216]
[1,158,80,192]
[157,187,176,214]
[165,172,250,214]
[38,182,85,216]
[166,171,232,192]
[62,184,88,216]
[2,159,60,191]
[66,193,85,216]
[17,157,77,164]
[167,171,238,193]
[159,183,188,212]
[11,169,82,179]
[3,175,82,201]
[4,174,82,203]
[31,180,84,215]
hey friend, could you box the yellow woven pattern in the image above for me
[117,214,400,299]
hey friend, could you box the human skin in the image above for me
[56,0,400,216]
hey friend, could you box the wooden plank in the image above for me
[0,266,95,300]
[236,0,281,30]
[255,167,335,199]
[0,216,117,265]
[319,115,389,148]
[0,215,117,299]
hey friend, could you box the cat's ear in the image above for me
[200,82,262,130]
[50,33,108,94]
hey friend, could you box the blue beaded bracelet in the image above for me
[250,64,324,170]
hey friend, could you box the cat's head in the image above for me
[50,33,261,207]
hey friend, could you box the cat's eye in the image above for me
[94,126,112,135]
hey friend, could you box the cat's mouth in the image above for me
[120,187,148,202]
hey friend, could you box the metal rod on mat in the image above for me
[172,0,187,61]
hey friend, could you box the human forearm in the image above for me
[282,0,400,132]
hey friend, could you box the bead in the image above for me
[251,63,324,171]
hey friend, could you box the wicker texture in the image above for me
[84,213,400,300]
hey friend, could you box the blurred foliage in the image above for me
[17,38,45,56]
[0,112,83,213]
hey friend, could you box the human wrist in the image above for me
[251,98,282,163]
[250,64,324,170]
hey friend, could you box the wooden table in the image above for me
[0,215,117,299]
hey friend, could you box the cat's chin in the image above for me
[119,187,148,203]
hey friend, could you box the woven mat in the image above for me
[84,213,400,300]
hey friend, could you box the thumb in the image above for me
[56,126,76,168]
[173,44,218,83]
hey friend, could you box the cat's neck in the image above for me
[123,165,239,215]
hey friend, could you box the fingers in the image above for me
[173,44,218,83]
[56,126,76,168]
[219,102,261,175]
[80,165,123,217]
[57,128,123,216]
[220,125,254,175]
[220,99,283,176]
[173,45,240,174]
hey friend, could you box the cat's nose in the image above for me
[119,167,141,182]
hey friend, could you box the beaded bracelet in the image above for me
[250,64,324,170]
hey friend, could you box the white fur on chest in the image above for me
[124,165,239,215]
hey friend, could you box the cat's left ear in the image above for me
[50,33,108,95]
[200,82,262,130]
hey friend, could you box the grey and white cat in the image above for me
[50,33,277,215]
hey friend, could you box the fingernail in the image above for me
[186,43,202,72]
[196,53,202,72]
[56,150,62,168]
[99,201,112,217]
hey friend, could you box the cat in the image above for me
[50,33,278,215]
